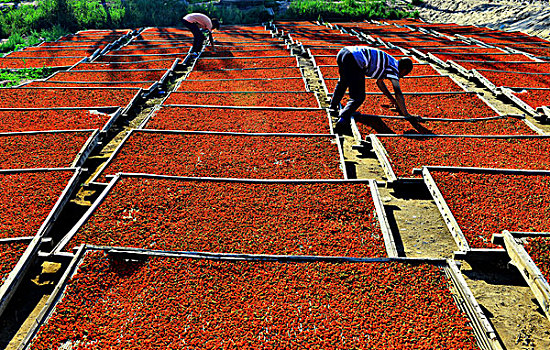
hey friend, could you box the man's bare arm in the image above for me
[208,31,215,50]
[389,78,413,117]
[376,79,397,107]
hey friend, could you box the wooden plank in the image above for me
[335,135,348,179]
[71,129,100,168]
[538,106,550,120]
[501,230,550,320]
[500,87,540,116]
[369,182,398,258]
[427,52,450,67]
[422,167,470,252]
[369,134,397,182]
[448,60,473,76]
[471,69,499,92]
[446,261,504,350]
[349,116,362,146]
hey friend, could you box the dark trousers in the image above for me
[330,48,365,121]
[182,19,205,53]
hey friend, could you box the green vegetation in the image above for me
[0,0,188,39]
[0,0,418,53]
[0,0,189,52]
[186,2,274,25]
[0,67,54,87]
[285,0,418,21]
[0,25,68,53]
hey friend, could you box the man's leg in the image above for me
[182,19,205,53]
[329,49,349,111]
[337,51,365,122]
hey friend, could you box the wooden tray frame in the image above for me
[20,245,500,349]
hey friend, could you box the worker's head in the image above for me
[212,18,220,30]
[398,58,413,78]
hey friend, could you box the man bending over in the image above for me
[329,46,416,133]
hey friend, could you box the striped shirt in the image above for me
[346,46,399,80]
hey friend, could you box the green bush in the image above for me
[284,0,416,21]
[0,67,54,87]
[0,25,69,52]
[0,25,69,53]
[121,0,186,28]
[0,1,58,37]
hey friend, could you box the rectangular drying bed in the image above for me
[186,66,303,80]
[0,168,82,240]
[108,47,192,55]
[448,61,550,73]
[199,49,292,58]
[45,69,173,85]
[55,175,396,258]
[163,91,321,108]
[292,39,363,47]
[23,81,156,90]
[354,114,539,141]
[69,58,179,71]
[0,87,142,112]
[0,129,99,169]
[0,107,121,133]
[428,53,536,67]
[344,92,502,120]
[370,135,550,182]
[176,77,309,92]
[322,75,466,94]
[20,246,500,349]
[317,63,442,79]
[140,105,332,134]
[94,54,185,63]
[207,38,281,45]
[422,166,550,253]
[0,57,86,69]
[90,130,346,182]
[5,49,98,58]
[192,56,299,70]
[471,69,550,91]
[414,47,505,56]
[35,42,104,48]
[204,43,286,51]
[509,46,550,59]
